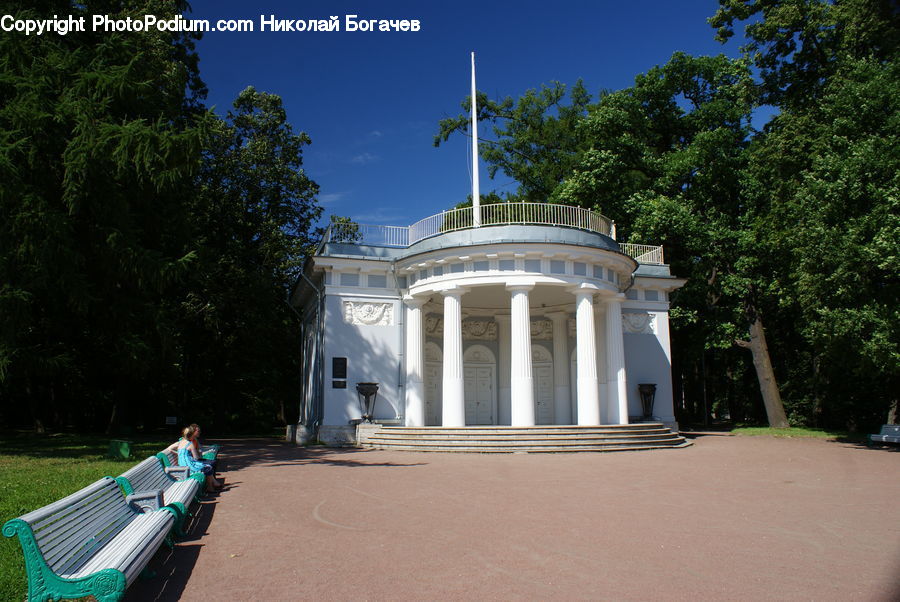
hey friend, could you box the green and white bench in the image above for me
[114,456,204,534]
[869,424,900,445]
[2,477,176,602]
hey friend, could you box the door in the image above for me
[532,346,554,425]
[465,366,494,425]
[424,342,443,426]
[534,364,554,424]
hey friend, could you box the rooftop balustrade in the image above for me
[319,203,665,264]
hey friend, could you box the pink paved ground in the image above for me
[129,435,899,601]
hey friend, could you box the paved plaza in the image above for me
[130,435,899,601]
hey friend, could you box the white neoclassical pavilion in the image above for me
[291,203,685,445]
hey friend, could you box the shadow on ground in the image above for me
[215,438,428,471]
[129,494,219,602]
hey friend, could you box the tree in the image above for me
[710,0,900,111]
[716,0,900,429]
[181,87,322,431]
[557,52,790,427]
[435,81,592,202]
[0,0,205,431]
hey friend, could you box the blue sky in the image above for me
[189,1,745,227]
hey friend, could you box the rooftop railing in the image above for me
[619,243,665,265]
[319,203,665,264]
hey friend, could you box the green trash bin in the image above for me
[108,439,132,460]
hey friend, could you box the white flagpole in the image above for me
[471,51,481,227]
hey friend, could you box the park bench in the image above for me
[113,456,204,534]
[869,424,900,445]
[2,476,176,602]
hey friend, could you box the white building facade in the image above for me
[292,204,685,445]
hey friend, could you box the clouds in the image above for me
[318,192,345,205]
[350,151,379,165]
[351,206,407,225]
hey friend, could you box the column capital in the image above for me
[494,313,511,323]
[402,295,428,308]
[603,292,627,304]
[437,285,469,297]
[545,310,569,322]
[569,283,601,297]
[505,279,536,292]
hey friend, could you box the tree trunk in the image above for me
[736,316,789,428]
[888,399,898,425]
[106,402,118,436]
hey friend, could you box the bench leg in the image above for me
[165,502,190,537]
[4,520,127,602]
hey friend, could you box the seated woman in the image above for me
[177,424,222,492]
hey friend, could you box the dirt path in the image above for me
[129,435,899,601]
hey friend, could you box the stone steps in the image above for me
[358,423,690,453]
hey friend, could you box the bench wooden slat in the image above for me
[37,487,133,573]
[73,511,172,583]
[18,479,111,524]
[43,499,132,575]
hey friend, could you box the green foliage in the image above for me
[328,215,362,243]
[178,87,321,433]
[710,0,900,110]
[0,5,322,434]
[0,0,204,432]
[744,56,899,428]
[435,81,592,201]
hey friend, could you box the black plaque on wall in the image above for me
[332,357,347,379]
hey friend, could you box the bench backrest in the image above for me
[15,477,136,576]
[156,449,178,467]
[880,425,900,436]
[118,457,172,494]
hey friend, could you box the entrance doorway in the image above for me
[533,345,554,424]
[463,345,496,425]
[424,342,442,426]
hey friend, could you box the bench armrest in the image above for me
[165,466,190,480]
[126,490,164,513]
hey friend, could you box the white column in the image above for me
[508,284,535,426]
[441,288,467,427]
[594,303,608,424]
[495,314,512,425]
[547,311,571,425]
[606,294,629,425]
[575,289,601,425]
[403,297,427,427]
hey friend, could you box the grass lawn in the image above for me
[0,432,172,601]
[732,425,868,442]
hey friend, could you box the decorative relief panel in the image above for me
[424,317,499,340]
[623,312,656,334]
[462,320,497,340]
[343,301,394,326]
[532,345,552,363]
[530,320,553,340]
[464,345,496,364]
[424,315,443,337]
[568,318,577,338]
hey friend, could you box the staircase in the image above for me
[357,423,690,453]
